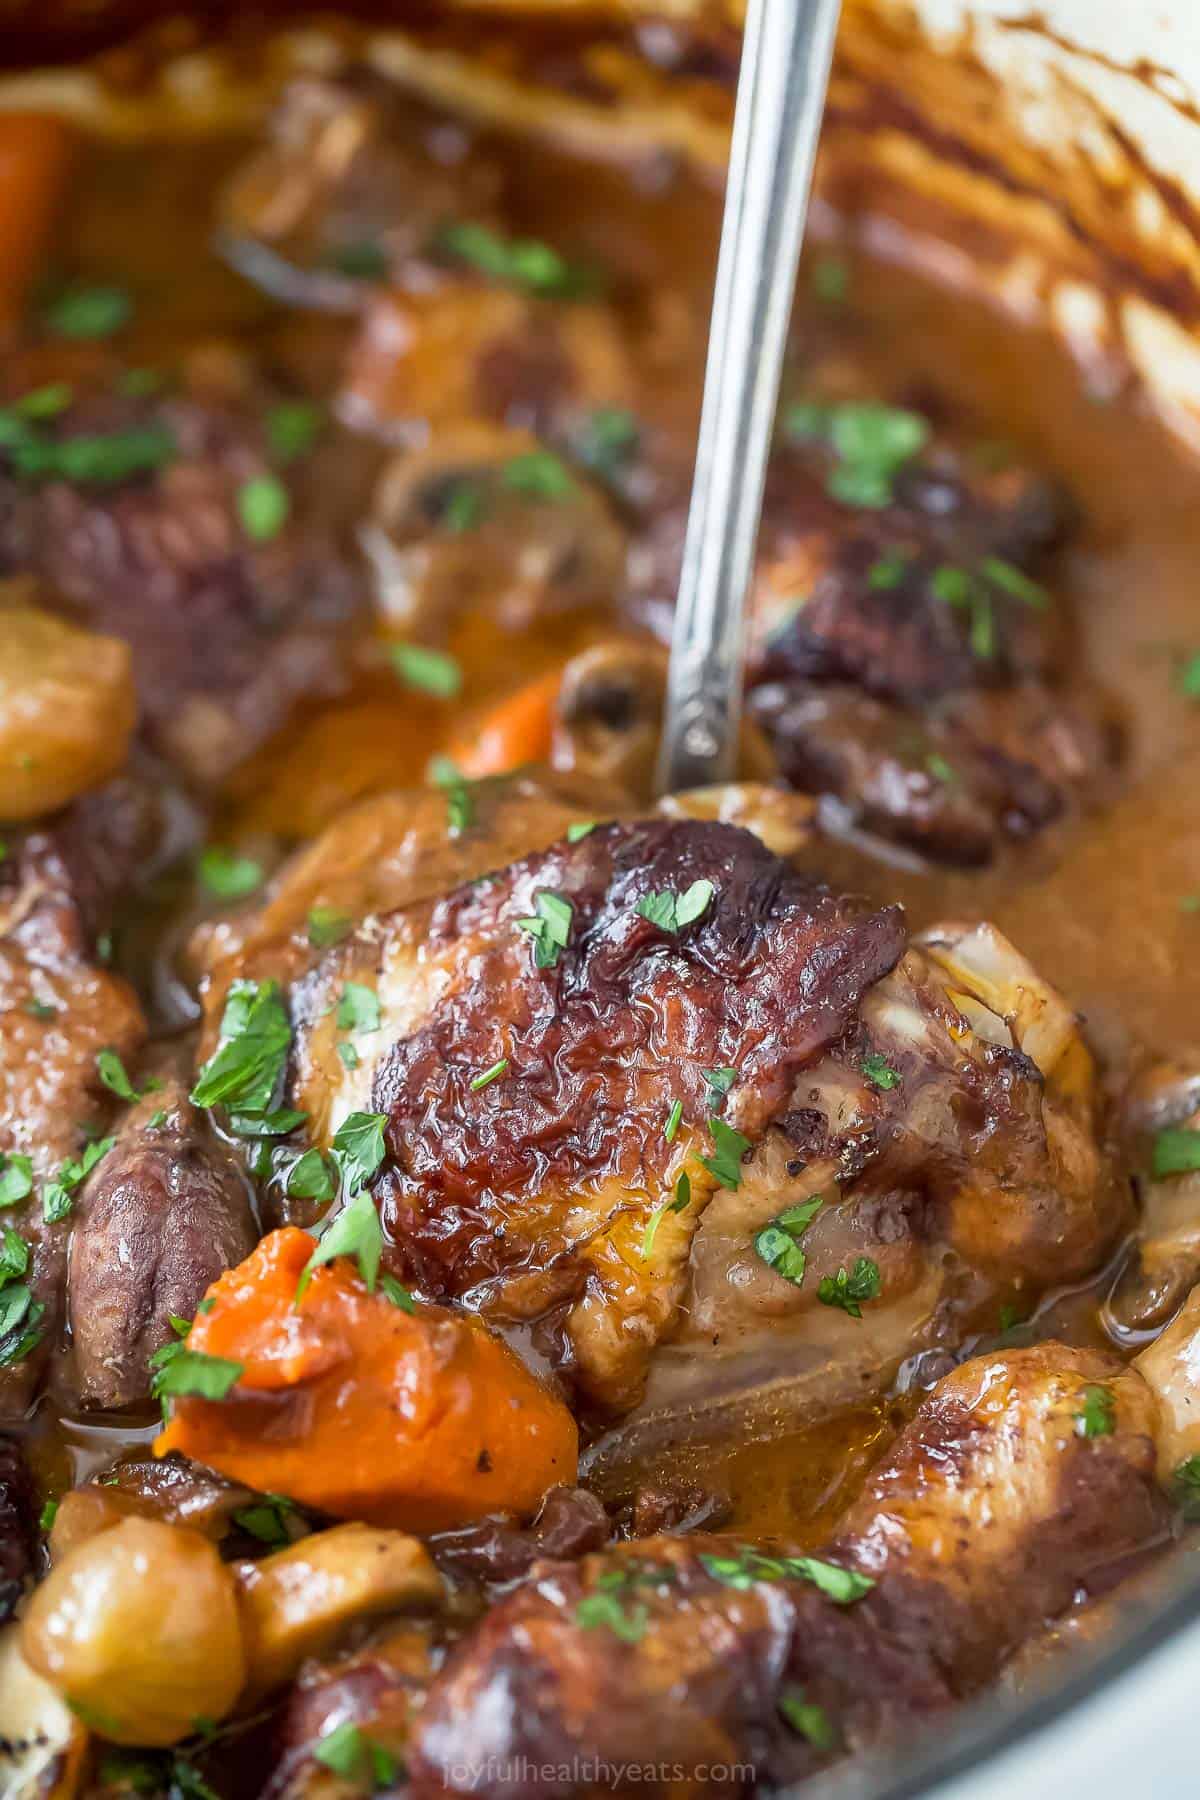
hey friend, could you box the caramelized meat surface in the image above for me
[411,1343,1166,1799]
[0,363,363,786]
[285,816,906,1408]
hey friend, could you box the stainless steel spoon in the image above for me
[656,0,842,794]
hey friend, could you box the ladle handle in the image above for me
[656,0,842,794]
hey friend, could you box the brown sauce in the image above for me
[12,101,1200,1552]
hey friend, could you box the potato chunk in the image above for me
[0,599,135,819]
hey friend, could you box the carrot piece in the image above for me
[0,115,73,335]
[155,1228,578,1533]
[448,670,561,778]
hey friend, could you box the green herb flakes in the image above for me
[381,1272,417,1313]
[307,906,353,949]
[1153,1128,1200,1178]
[517,889,574,969]
[1171,1454,1200,1520]
[97,1047,143,1102]
[295,1189,383,1302]
[699,1116,751,1191]
[331,1110,389,1196]
[779,1690,836,1749]
[43,283,131,340]
[237,474,289,543]
[190,980,292,1122]
[285,1149,336,1203]
[198,847,263,900]
[1075,1383,1116,1439]
[817,1256,882,1319]
[754,1195,824,1287]
[150,1347,243,1403]
[337,983,382,1035]
[574,1592,649,1642]
[312,1721,396,1789]
[635,878,714,934]
[390,642,462,698]
[266,402,323,463]
[862,1053,900,1090]
[0,1153,33,1208]
[470,1058,509,1092]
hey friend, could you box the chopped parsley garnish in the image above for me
[699,1116,751,1191]
[7,382,74,421]
[190,980,292,1127]
[96,1047,143,1102]
[576,407,640,478]
[517,890,574,969]
[699,1547,873,1603]
[812,255,849,305]
[663,1099,683,1143]
[439,477,487,534]
[390,642,462,698]
[0,1283,44,1366]
[502,449,575,500]
[307,906,352,949]
[0,1153,33,1208]
[817,1256,882,1318]
[295,1188,383,1303]
[635,879,714,934]
[118,366,166,398]
[233,1492,296,1546]
[980,555,1048,609]
[39,1498,58,1533]
[43,283,131,340]
[285,1148,336,1203]
[438,221,598,298]
[1153,1128,1200,1178]
[783,399,929,509]
[702,1066,738,1106]
[42,1182,73,1224]
[331,1110,389,1196]
[868,552,907,589]
[327,241,389,281]
[266,401,323,463]
[1177,653,1200,699]
[1075,1383,1116,1438]
[381,1272,416,1313]
[567,820,597,843]
[1171,1455,1200,1520]
[861,1053,900,1090]
[924,752,958,785]
[337,982,381,1035]
[237,474,290,542]
[40,1135,114,1225]
[198,847,263,900]
[337,1043,360,1072]
[470,1058,509,1092]
[779,1689,836,1749]
[754,1195,824,1287]
[0,1226,29,1282]
[312,1721,396,1788]
[641,1170,691,1260]
[429,756,474,834]
[149,1347,243,1403]
[574,1591,649,1642]
[9,424,176,486]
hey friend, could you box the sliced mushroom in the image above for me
[236,1523,445,1699]
[551,638,778,802]
[365,422,626,639]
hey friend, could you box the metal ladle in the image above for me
[655,0,843,794]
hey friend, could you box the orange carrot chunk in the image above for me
[155,1228,578,1533]
[0,115,73,335]
[449,670,561,778]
